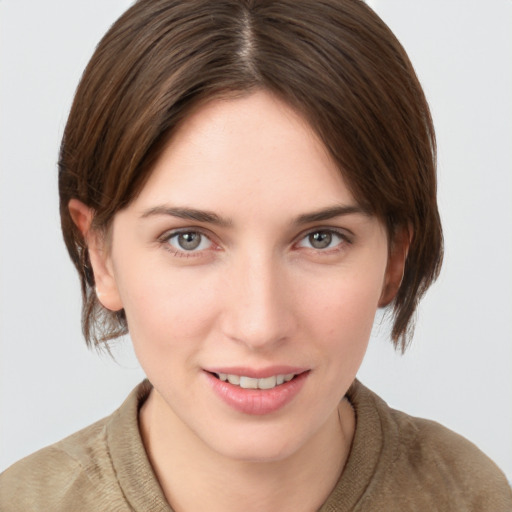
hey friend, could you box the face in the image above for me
[87,91,399,463]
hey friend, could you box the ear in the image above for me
[68,199,123,312]
[378,226,411,307]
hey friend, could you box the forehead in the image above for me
[132,91,359,218]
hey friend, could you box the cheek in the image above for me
[119,268,222,388]
[298,266,385,375]
[114,261,221,348]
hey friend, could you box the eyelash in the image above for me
[158,227,352,257]
[295,228,352,252]
[159,229,216,257]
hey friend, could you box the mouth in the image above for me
[211,372,301,390]
[206,369,309,414]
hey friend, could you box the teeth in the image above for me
[215,372,297,390]
[227,374,240,385]
[258,376,277,390]
[239,376,259,389]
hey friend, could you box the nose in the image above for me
[220,250,295,351]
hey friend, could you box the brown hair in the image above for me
[59,0,443,351]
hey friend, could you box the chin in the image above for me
[217,440,299,464]
[199,421,314,464]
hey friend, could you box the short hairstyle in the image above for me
[59,0,443,352]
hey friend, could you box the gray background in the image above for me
[1,0,511,479]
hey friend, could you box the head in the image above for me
[59,0,443,352]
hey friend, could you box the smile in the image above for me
[214,372,297,390]
[206,369,309,414]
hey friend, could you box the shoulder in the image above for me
[347,381,512,510]
[0,416,122,512]
[0,381,153,512]
[394,408,509,486]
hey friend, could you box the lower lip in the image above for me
[205,371,309,415]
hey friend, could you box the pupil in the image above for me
[310,231,331,249]
[178,232,201,250]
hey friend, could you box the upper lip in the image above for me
[204,366,309,379]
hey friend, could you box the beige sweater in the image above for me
[1,380,511,511]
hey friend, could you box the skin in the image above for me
[70,91,407,512]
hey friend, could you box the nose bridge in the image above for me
[222,247,292,349]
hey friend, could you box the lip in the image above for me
[204,367,310,415]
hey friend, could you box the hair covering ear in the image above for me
[68,199,93,237]
[68,199,123,312]
[379,227,411,307]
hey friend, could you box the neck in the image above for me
[140,390,355,512]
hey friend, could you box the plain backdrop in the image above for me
[1,0,511,480]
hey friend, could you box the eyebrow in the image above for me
[140,206,232,227]
[293,204,371,225]
[140,203,370,227]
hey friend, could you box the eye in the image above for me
[167,231,213,252]
[297,230,346,250]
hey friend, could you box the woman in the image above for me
[1,0,511,510]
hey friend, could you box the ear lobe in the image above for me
[68,199,123,312]
[378,227,411,307]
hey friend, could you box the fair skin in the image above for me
[70,91,407,512]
